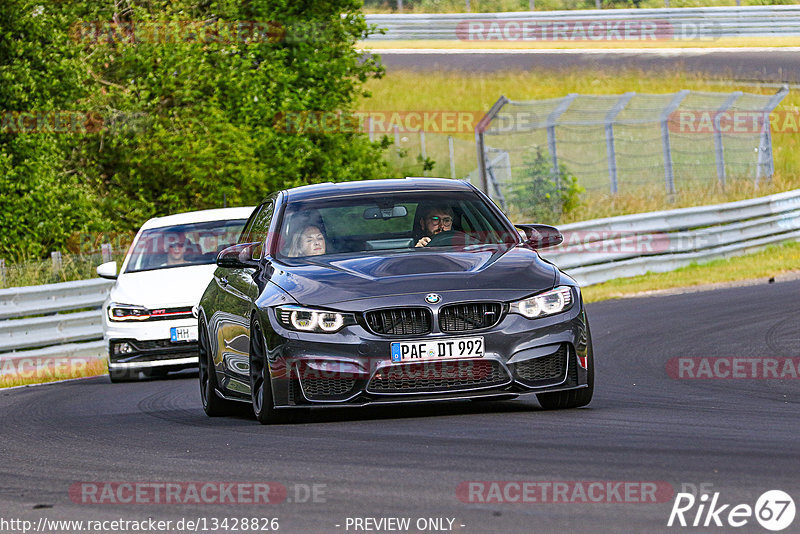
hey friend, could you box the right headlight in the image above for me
[275,305,356,333]
[510,286,573,319]
[107,302,151,321]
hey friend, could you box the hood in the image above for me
[269,245,557,307]
[110,264,217,308]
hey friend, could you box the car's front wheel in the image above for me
[199,318,239,417]
[249,321,286,425]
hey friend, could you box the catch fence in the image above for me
[474,87,789,213]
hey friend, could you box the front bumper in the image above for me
[105,317,199,371]
[221,296,591,407]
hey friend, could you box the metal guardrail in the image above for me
[0,279,112,361]
[541,189,800,285]
[1,189,799,359]
[364,6,800,40]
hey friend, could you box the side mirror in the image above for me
[97,261,118,280]
[515,224,563,249]
[217,242,262,269]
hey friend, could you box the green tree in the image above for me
[506,147,583,225]
[72,0,388,228]
[0,0,105,258]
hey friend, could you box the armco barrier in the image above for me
[1,189,799,358]
[540,189,800,285]
[364,6,800,41]
[0,279,113,363]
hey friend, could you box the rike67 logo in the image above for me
[668,489,795,531]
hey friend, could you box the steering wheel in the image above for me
[426,230,468,247]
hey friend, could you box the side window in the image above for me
[250,200,275,244]
[238,205,264,244]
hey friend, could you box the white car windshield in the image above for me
[124,220,246,273]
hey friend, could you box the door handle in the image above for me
[220,276,229,287]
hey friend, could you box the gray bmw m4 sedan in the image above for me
[197,178,594,424]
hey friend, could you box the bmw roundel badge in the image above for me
[425,293,441,304]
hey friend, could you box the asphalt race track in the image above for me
[2,279,799,534]
[376,49,800,83]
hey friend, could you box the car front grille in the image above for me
[299,377,357,401]
[514,345,568,387]
[367,359,510,394]
[365,308,432,336]
[295,361,358,401]
[440,302,503,333]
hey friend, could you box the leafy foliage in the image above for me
[1,0,387,259]
[506,147,584,224]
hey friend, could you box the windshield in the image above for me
[275,190,517,261]
[124,220,247,273]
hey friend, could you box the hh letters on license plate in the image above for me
[391,336,484,363]
[170,326,198,343]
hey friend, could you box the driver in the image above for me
[414,204,454,247]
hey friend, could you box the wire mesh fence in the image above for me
[473,88,789,214]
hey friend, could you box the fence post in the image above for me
[475,96,509,195]
[714,91,742,189]
[101,243,113,263]
[604,92,635,194]
[756,85,789,186]
[51,251,63,275]
[0,259,5,287]
[546,94,578,189]
[660,90,690,196]
[448,136,456,179]
[393,124,400,147]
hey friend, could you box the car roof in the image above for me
[139,207,256,231]
[284,178,475,202]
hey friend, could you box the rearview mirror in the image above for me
[363,206,408,220]
[97,261,118,280]
[217,242,262,269]
[515,224,563,249]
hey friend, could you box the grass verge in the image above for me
[0,357,107,388]
[581,240,800,302]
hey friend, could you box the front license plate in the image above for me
[170,325,198,343]
[391,336,484,363]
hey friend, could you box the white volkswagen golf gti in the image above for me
[96,207,254,382]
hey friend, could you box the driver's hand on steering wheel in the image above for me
[415,237,431,247]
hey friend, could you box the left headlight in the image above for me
[275,305,356,334]
[510,286,574,319]
[108,302,151,321]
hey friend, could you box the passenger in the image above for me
[286,225,327,257]
[414,204,455,247]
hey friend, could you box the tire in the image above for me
[109,368,138,383]
[536,334,594,410]
[198,318,239,417]
[249,322,286,425]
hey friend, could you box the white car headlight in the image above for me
[276,306,355,333]
[108,303,151,321]
[510,286,574,319]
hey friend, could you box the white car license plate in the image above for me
[170,325,198,343]
[391,336,484,363]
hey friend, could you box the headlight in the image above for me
[108,303,151,321]
[510,286,574,319]
[275,305,355,333]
